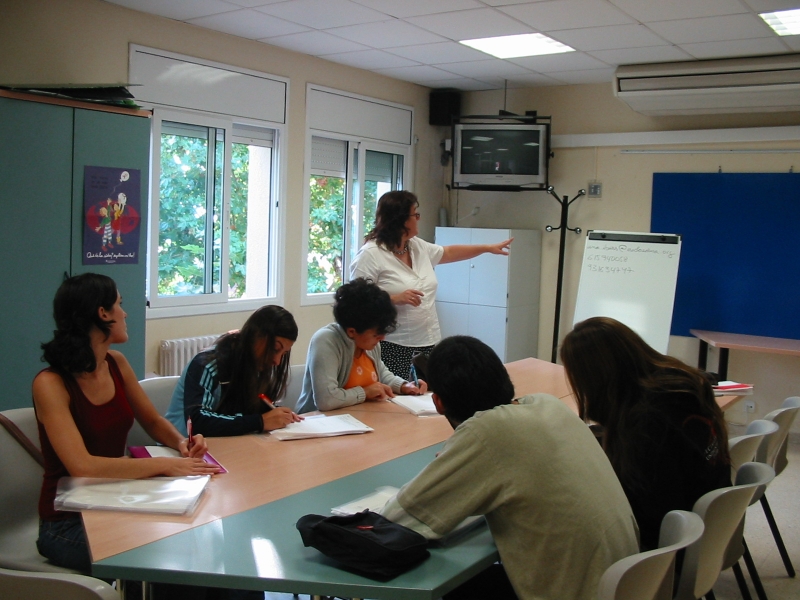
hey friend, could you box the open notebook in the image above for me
[270,413,373,441]
[389,393,439,416]
[129,445,227,473]
[54,475,210,515]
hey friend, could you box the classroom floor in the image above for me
[264,433,800,600]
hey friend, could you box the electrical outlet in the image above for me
[587,181,602,199]
[744,400,756,413]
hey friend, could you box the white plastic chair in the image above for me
[0,566,118,600]
[728,420,779,478]
[674,462,764,600]
[280,364,305,412]
[597,510,704,600]
[753,396,800,578]
[127,375,180,447]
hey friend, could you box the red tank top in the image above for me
[37,354,134,521]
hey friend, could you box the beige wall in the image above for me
[3,0,798,428]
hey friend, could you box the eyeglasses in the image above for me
[409,212,421,220]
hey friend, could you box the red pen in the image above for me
[259,393,276,409]
[186,417,193,451]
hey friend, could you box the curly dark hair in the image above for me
[215,305,298,416]
[333,278,397,335]
[426,335,515,426]
[365,190,418,251]
[41,273,119,374]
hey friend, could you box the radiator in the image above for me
[159,334,222,376]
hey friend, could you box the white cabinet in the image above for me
[434,227,541,362]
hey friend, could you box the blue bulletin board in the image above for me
[651,173,800,340]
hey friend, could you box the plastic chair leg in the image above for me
[760,494,796,577]
[743,538,769,600]
[731,561,754,600]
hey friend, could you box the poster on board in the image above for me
[83,166,141,265]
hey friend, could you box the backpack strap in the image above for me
[0,412,45,468]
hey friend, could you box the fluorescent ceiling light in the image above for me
[470,136,493,141]
[460,33,574,59]
[760,8,800,35]
[524,142,540,147]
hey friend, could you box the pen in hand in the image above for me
[259,393,276,409]
[186,417,194,451]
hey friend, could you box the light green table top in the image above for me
[93,443,499,599]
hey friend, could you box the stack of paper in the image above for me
[713,381,754,395]
[270,414,373,441]
[54,476,210,515]
[331,486,399,516]
[128,445,227,473]
[389,393,439,416]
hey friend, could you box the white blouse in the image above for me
[350,237,445,347]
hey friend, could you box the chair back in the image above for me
[771,396,800,476]
[675,465,763,600]
[127,376,180,447]
[721,462,776,569]
[0,566,118,599]
[280,364,305,412]
[756,396,800,472]
[597,511,704,600]
[728,419,778,474]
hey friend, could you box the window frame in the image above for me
[147,107,286,318]
[301,131,411,305]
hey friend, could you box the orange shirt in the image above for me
[344,351,379,390]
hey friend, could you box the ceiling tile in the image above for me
[500,0,635,31]
[327,20,447,48]
[481,0,548,6]
[257,0,387,29]
[647,14,775,44]
[189,9,310,39]
[743,0,800,11]
[550,23,669,51]
[322,49,420,69]
[376,64,469,83]
[509,51,609,72]
[608,0,749,22]
[680,36,789,59]
[406,8,533,40]
[264,30,370,54]
[105,0,237,20]
[349,0,484,18]
[437,59,535,78]
[782,34,800,51]
[225,0,286,7]
[387,41,492,64]
[546,67,617,84]
[588,45,694,65]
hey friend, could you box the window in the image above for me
[149,110,280,314]
[305,136,407,296]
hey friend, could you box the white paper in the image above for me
[389,393,439,416]
[270,413,373,441]
[55,476,210,515]
[331,486,399,516]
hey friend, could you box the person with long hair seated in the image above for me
[165,305,303,437]
[296,278,427,414]
[350,190,512,380]
[560,316,731,551]
[34,273,219,572]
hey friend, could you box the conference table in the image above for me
[86,357,738,598]
[691,329,800,381]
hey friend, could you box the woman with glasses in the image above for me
[296,278,427,413]
[350,190,512,379]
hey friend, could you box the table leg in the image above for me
[718,348,729,381]
[698,340,709,371]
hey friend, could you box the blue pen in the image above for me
[410,364,419,388]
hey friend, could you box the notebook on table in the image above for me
[389,393,439,416]
[270,414,373,441]
[128,445,227,473]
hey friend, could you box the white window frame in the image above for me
[301,132,411,305]
[147,106,286,318]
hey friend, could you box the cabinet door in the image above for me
[72,109,150,378]
[434,227,471,303]
[469,228,510,307]
[436,301,470,339]
[468,305,508,362]
[0,98,74,411]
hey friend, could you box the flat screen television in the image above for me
[452,123,549,190]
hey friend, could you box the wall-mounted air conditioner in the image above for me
[614,54,800,116]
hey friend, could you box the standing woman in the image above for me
[350,190,512,379]
[34,274,218,572]
[560,316,731,551]
[165,305,302,437]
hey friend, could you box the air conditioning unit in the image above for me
[614,54,800,116]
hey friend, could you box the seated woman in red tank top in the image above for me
[33,273,220,572]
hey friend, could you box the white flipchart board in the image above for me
[572,231,682,353]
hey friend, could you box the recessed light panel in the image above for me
[460,33,575,59]
[760,9,800,36]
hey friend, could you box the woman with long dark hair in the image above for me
[34,273,218,571]
[165,305,302,437]
[350,190,512,379]
[560,316,731,550]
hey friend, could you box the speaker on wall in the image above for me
[429,90,461,126]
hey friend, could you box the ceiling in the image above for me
[105,0,800,91]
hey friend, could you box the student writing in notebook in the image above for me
[33,274,219,572]
[165,305,302,437]
[296,278,426,413]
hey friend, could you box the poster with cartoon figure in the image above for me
[83,166,141,265]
